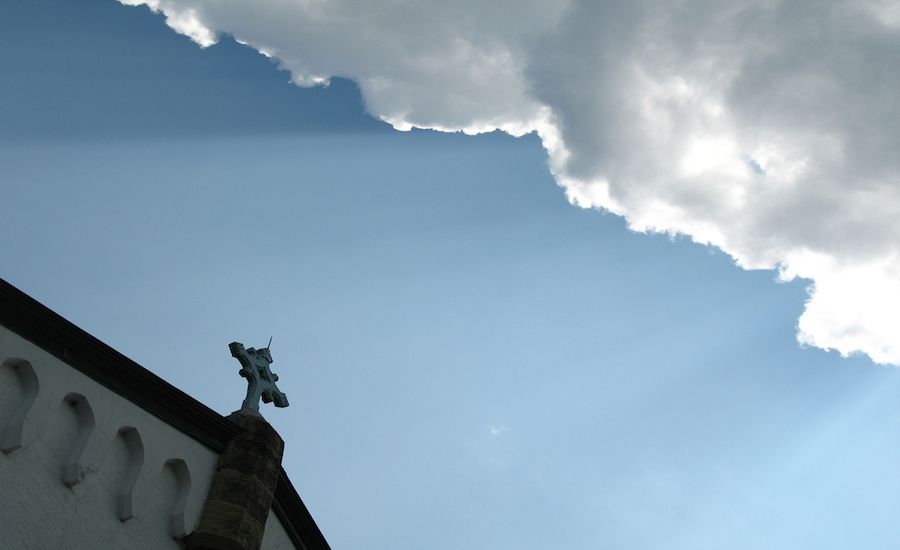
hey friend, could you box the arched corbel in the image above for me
[163,458,192,539]
[0,359,40,453]
[115,426,145,521]
[61,392,96,487]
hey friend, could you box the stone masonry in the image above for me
[186,411,285,550]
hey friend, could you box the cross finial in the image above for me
[229,341,289,411]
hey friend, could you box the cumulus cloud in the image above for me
[120,0,900,364]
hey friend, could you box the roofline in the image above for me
[0,277,330,550]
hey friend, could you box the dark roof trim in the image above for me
[0,277,330,550]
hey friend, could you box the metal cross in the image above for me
[229,341,289,411]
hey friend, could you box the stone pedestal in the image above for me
[186,410,284,550]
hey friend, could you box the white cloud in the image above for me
[120,0,218,47]
[119,0,900,364]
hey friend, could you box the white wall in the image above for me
[262,511,298,550]
[0,326,297,549]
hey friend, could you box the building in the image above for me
[0,277,331,550]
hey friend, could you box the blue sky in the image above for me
[4,1,900,549]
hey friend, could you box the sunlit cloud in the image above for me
[118,0,900,364]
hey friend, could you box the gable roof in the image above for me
[0,277,330,550]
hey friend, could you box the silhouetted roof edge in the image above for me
[0,277,330,550]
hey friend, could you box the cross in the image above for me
[229,341,289,411]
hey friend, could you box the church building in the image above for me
[0,277,331,550]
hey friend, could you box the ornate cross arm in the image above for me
[229,341,289,411]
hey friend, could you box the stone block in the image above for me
[188,412,284,550]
